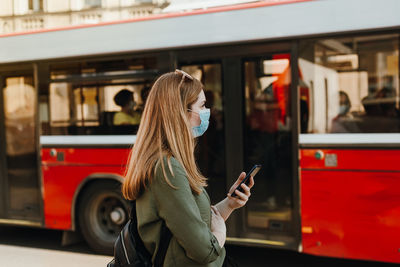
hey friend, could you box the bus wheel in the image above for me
[78,181,129,255]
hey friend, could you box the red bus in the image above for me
[0,0,399,263]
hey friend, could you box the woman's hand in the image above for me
[210,205,226,247]
[227,172,254,210]
[214,172,255,222]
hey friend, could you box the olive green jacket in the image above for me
[136,157,226,267]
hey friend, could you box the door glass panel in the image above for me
[242,54,294,241]
[3,75,40,218]
[182,64,226,203]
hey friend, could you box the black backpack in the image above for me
[107,201,172,267]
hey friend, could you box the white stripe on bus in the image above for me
[300,134,400,145]
[40,135,136,146]
[41,134,400,146]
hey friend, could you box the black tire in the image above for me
[78,180,130,255]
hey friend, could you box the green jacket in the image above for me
[136,157,226,267]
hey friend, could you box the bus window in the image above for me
[100,85,144,127]
[2,75,41,218]
[43,57,158,135]
[74,87,99,126]
[49,82,70,128]
[4,77,36,156]
[299,34,400,134]
[181,64,226,203]
[242,55,294,239]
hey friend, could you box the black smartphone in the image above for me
[231,164,261,198]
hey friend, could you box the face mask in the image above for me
[191,108,210,137]
[339,105,349,115]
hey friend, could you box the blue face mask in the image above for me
[190,108,210,137]
[339,105,349,115]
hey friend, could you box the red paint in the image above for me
[301,149,400,171]
[41,148,130,166]
[0,0,313,38]
[300,148,400,263]
[41,148,130,230]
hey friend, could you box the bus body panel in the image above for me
[41,147,130,166]
[41,147,129,230]
[300,149,400,263]
[301,149,400,171]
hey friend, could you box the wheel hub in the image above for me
[109,207,126,225]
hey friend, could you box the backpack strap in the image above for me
[130,201,172,267]
[154,220,172,267]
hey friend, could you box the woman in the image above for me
[122,70,254,267]
[113,89,141,125]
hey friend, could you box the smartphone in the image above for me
[231,164,261,198]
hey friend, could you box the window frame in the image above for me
[298,32,400,148]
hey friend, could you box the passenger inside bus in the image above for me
[331,90,358,133]
[113,89,141,126]
[376,87,400,118]
[356,87,400,133]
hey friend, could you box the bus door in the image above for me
[237,52,299,248]
[0,68,42,225]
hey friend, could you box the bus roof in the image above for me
[1,0,399,64]
[0,0,309,39]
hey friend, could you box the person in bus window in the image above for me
[331,90,358,133]
[357,88,400,133]
[365,87,400,132]
[113,89,141,125]
[122,70,254,267]
[376,87,400,118]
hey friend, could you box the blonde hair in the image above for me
[122,72,207,200]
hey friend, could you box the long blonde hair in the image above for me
[122,72,207,200]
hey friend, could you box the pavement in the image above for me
[0,244,112,267]
[0,225,397,267]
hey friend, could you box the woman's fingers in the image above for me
[234,172,246,186]
[240,183,251,196]
[232,189,248,201]
[229,172,246,194]
[248,176,255,188]
[226,173,254,210]
[232,172,246,188]
[238,172,246,182]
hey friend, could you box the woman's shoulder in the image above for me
[155,156,184,171]
[153,156,188,187]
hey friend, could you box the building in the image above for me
[0,0,169,34]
